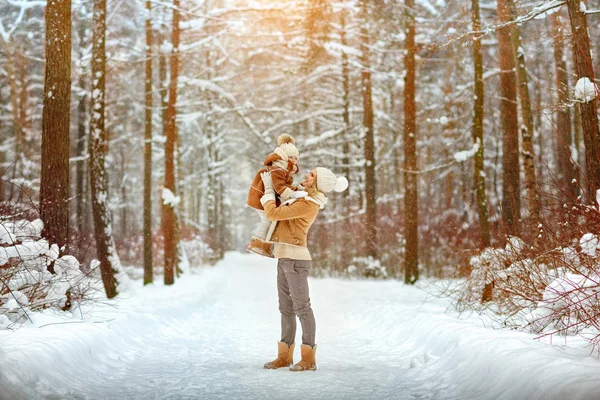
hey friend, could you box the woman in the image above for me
[259,167,348,372]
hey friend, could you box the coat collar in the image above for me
[280,190,328,210]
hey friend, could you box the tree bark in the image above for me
[40,0,71,254]
[76,10,88,235]
[550,13,577,200]
[566,0,600,202]
[360,0,377,259]
[163,0,181,285]
[507,0,540,223]
[144,0,154,285]
[89,0,120,298]
[472,0,491,248]
[497,0,521,237]
[403,0,419,284]
[340,6,351,203]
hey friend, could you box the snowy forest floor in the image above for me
[1,252,599,400]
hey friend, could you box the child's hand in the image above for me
[260,172,273,189]
[290,190,308,199]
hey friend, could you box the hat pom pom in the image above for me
[334,176,349,192]
[277,133,295,146]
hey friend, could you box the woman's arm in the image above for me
[261,199,316,221]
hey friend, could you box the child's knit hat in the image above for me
[277,134,299,159]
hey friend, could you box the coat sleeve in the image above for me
[263,200,316,222]
[271,169,295,200]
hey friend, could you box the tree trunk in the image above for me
[40,0,71,255]
[163,0,181,285]
[360,0,377,259]
[89,0,120,298]
[497,0,521,238]
[144,0,154,285]
[566,0,600,202]
[76,12,88,235]
[403,0,419,284]
[340,6,351,203]
[472,0,491,248]
[550,13,577,200]
[507,0,539,224]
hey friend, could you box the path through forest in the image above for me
[1,252,599,400]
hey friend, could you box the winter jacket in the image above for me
[260,191,328,260]
[247,151,299,210]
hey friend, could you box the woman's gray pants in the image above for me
[277,258,316,347]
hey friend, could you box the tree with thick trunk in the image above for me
[550,12,577,200]
[163,0,181,285]
[497,0,521,237]
[360,0,377,259]
[40,0,71,254]
[403,0,419,284]
[144,0,154,285]
[89,0,120,298]
[471,0,491,248]
[566,0,600,202]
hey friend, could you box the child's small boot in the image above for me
[246,237,274,258]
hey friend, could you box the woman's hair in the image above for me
[306,184,320,198]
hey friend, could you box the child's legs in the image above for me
[253,209,271,240]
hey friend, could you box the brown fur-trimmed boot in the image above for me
[289,344,317,371]
[246,237,274,258]
[264,341,295,369]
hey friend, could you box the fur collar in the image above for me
[306,191,328,209]
[280,190,327,210]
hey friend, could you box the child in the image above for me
[246,134,307,257]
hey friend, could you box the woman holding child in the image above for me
[246,134,348,372]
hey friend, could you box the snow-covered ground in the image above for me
[1,252,599,400]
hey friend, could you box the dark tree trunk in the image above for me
[144,0,154,285]
[497,0,521,237]
[163,0,181,285]
[340,6,351,203]
[89,0,119,298]
[507,0,540,225]
[76,11,88,235]
[40,0,72,255]
[360,0,377,259]
[403,0,419,284]
[566,0,600,202]
[472,0,491,248]
[550,13,577,200]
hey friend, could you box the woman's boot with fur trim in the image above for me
[289,344,317,371]
[264,342,295,369]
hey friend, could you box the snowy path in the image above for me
[1,252,599,400]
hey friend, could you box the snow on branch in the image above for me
[574,78,600,103]
[427,0,566,54]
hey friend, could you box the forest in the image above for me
[1,0,600,350]
[1,0,600,397]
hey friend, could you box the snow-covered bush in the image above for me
[0,219,98,329]
[457,230,600,345]
[344,256,388,279]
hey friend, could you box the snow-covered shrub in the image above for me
[0,219,98,329]
[456,228,600,345]
[344,256,388,279]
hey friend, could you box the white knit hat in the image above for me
[316,167,349,193]
[277,134,299,159]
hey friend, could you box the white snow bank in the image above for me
[574,77,599,103]
[1,253,599,399]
